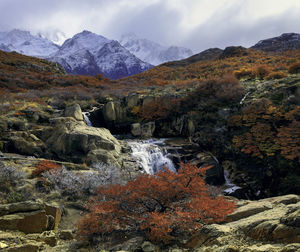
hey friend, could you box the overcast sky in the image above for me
[1,0,300,52]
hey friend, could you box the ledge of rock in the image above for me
[188,194,300,251]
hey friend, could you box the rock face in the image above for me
[187,194,300,251]
[131,122,155,138]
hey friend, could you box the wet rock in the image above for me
[131,123,142,136]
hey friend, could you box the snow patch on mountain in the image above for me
[120,33,193,65]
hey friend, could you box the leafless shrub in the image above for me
[41,163,123,200]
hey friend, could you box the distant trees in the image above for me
[76,163,236,244]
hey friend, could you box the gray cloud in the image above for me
[0,0,300,53]
[183,4,300,51]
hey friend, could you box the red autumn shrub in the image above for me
[76,163,236,244]
[32,160,61,177]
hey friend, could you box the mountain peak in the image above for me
[120,33,193,65]
[0,29,59,57]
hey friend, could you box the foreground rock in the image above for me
[187,194,300,251]
[0,201,61,234]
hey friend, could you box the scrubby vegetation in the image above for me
[0,162,28,203]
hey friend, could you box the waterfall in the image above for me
[127,139,176,174]
[240,91,250,105]
[83,112,92,126]
[223,170,241,194]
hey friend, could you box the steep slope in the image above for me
[48,31,152,79]
[0,29,59,57]
[120,33,193,65]
[251,32,300,52]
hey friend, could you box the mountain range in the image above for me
[0,29,193,79]
[1,30,300,79]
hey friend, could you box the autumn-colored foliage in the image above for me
[184,75,245,110]
[138,97,180,121]
[266,71,288,80]
[32,160,61,177]
[229,99,299,162]
[288,61,300,74]
[76,163,236,244]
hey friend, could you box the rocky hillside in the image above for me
[252,33,300,52]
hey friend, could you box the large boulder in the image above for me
[46,118,121,166]
[64,104,83,121]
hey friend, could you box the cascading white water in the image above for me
[83,112,92,126]
[240,91,251,105]
[127,139,176,174]
[223,170,241,194]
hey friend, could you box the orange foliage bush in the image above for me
[32,160,61,177]
[76,163,236,244]
[255,65,270,79]
[288,61,300,74]
[233,68,254,79]
[138,97,180,121]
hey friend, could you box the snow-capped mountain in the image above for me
[48,30,152,79]
[0,29,59,57]
[120,33,193,65]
